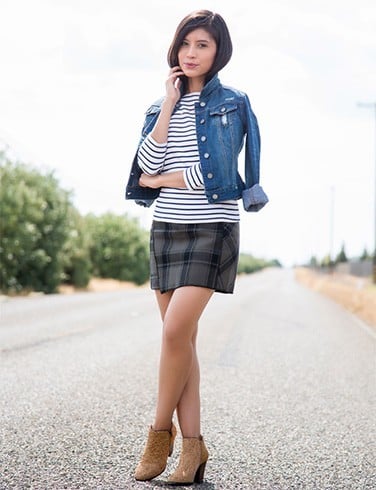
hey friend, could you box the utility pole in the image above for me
[329,185,335,272]
[357,102,376,283]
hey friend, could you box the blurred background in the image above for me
[1,0,375,293]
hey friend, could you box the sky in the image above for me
[0,0,375,266]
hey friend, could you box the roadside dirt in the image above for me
[58,278,142,294]
[295,267,376,329]
[59,269,376,331]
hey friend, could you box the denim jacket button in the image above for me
[200,101,206,107]
[207,173,213,179]
[212,193,218,200]
[201,136,207,142]
[204,152,210,158]
[200,118,205,124]
[221,107,226,112]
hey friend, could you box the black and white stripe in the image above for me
[137,92,239,223]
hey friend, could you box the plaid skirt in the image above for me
[150,221,240,294]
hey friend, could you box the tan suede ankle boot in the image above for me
[167,435,208,485]
[134,423,177,481]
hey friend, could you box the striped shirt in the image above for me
[137,92,240,224]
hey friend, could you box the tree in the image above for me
[62,207,92,288]
[0,151,153,293]
[335,243,348,264]
[85,213,149,285]
[309,256,318,268]
[237,253,280,274]
[320,254,333,268]
[360,247,371,261]
[0,156,72,293]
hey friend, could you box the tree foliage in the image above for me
[237,253,280,275]
[0,155,72,293]
[0,154,150,293]
[335,242,348,264]
[61,207,92,288]
[85,213,149,285]
[360,247,371,261]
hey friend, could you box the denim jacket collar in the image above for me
[179,75,220,101]
[200,75,220,100]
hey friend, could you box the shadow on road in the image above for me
[152,480,216,489]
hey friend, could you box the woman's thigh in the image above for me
[155,290,173,321]
[162,286,214,342]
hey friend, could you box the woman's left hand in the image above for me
[139,173,160,189]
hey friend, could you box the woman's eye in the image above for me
[198,43,207,48]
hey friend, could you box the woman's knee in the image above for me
[162,318,193,348]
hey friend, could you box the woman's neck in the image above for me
[186,77,204,94]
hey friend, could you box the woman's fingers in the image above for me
[170,65,184,75]
[165,67,183,102]
[167,67,183,84]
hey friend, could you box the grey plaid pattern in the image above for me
[150,221,239,294]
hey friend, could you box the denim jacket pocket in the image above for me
[209,102,238,115]
[209,103,238,127]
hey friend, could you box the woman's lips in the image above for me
[184,63,198,69]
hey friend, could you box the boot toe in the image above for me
[135,462,164,481]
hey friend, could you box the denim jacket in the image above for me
[125,75,268,212]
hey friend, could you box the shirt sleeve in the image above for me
[183,163,204,190]
[137,134,167,175]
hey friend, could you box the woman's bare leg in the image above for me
[176,328,200,437]
[155,289,173,321]
[154,291,201,436]
[152,286,213,434]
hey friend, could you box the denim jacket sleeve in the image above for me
[125,151,159,207]
[241,94,269,212]
[125,100,163,207]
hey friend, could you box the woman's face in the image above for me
[178,28,217,84]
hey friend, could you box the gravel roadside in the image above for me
[295,267,376,329]
[0,269,375,489]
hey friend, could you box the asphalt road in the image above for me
[0,268,375,489]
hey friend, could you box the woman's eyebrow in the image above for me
[183,38,211,43]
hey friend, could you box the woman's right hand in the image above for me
[149,66,184,143]
[165,66,184,105]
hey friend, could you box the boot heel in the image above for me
[167,435,208,485]
[168,423,177,457]
[168,440,174,457]
[194,461,206,483]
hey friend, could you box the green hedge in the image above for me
[0,156,72,293]
[61,207,92,288]
[0,153,150,293]
[237,253,281,274]
[85,212,149,285]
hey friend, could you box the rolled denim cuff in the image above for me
[242,184,269,212]
[135,199,154,208]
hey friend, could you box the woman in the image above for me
[126,10,268,485]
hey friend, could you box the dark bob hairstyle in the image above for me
[167,10,233,90]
